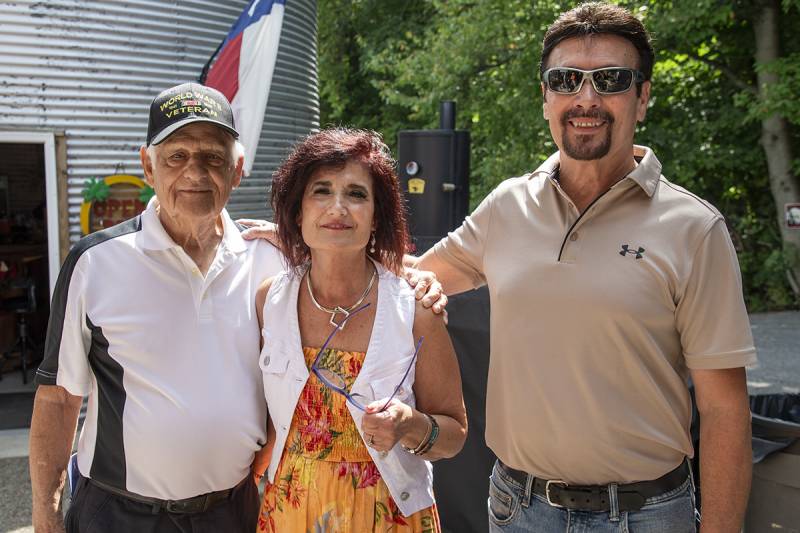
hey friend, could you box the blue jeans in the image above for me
[488,461,697,532]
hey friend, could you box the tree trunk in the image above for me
[753,0,800,296]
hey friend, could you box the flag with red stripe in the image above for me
[203,0,285,175]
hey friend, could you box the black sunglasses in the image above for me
[543,67,645,95]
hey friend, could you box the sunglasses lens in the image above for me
[316,367,347,389]
[348,392,371,411]
[547,69,584,93]
[592,68,634,93]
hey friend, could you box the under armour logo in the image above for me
[620,244,645,259]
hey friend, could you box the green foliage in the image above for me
[139,185,155,205]
[317,0,435,142]
[783,0,800,12]
[750,53,800,123]
[82,178,110,202]
[318,0,800,310]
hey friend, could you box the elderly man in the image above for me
[414,3,756,532]
[29,83,283,532]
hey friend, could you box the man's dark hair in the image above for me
[540,2,654,91]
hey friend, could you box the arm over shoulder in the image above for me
[416,188,497,295]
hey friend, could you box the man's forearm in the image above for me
[29,386,82,531]
[407,249,477,296]
[697,405,752,533]
[403,253,419,269]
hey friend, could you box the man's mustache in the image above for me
[560,109,614,126]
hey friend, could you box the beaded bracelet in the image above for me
[416,415,439,455]
[404,413,439,455]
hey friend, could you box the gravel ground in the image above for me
[747,311,800,395]
[0,457,34,533]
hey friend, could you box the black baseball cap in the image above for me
[146,82,239,146]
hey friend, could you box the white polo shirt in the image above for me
[36,200,284,499]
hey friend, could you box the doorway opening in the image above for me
[0,133,59,399]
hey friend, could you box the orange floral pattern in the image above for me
[257,347,439,533]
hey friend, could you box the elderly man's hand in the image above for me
[404,267,448,319]
[251,447,271,486]
[32,510,66,533]
[237,218,279,247]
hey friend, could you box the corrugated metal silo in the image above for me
[0,0,318,267]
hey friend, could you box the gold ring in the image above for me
[368,434,375,446]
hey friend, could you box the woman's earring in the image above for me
[369,233,376,254]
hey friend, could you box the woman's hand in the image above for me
[237,218,280,247]
[360,398,414,453]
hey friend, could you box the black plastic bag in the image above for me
[749,393,800,463]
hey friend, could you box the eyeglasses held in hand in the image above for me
[543,67,644,95]
[310,303,424,412]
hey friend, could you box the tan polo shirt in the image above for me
[433,146,757,484]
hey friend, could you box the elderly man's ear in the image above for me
[234,153,245,186]
[140,145,155,187]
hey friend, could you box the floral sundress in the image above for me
[256,347,440,533]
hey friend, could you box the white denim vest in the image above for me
[259,262,434,517]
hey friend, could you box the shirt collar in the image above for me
[530,145,662,197]
[219,209,247,254]
[627,145,662,197]
[138,197,247,254]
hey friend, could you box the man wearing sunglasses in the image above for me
[413,2,756,532]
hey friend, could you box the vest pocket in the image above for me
[259,342,291,374]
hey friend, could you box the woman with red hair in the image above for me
[254,128,467,532]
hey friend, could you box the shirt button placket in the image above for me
[560,225,584,264]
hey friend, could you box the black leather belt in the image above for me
[87,476,246,514]
[497,460,690,512]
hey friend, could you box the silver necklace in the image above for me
[306,264,377,329]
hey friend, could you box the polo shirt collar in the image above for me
[220,209,247,254]
[138,198,247,254]
[530,145,662,197]
[531,152,561,180]
[628,145,662,197]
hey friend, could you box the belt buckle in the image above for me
[545,479,568,508]
[165,498,202,514]
[164,499,187,513]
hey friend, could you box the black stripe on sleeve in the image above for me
[35,216,143,386]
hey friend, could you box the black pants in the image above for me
[64,477,260,533]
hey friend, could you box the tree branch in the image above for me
[683,50,759,95]
[473,46,527,77]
